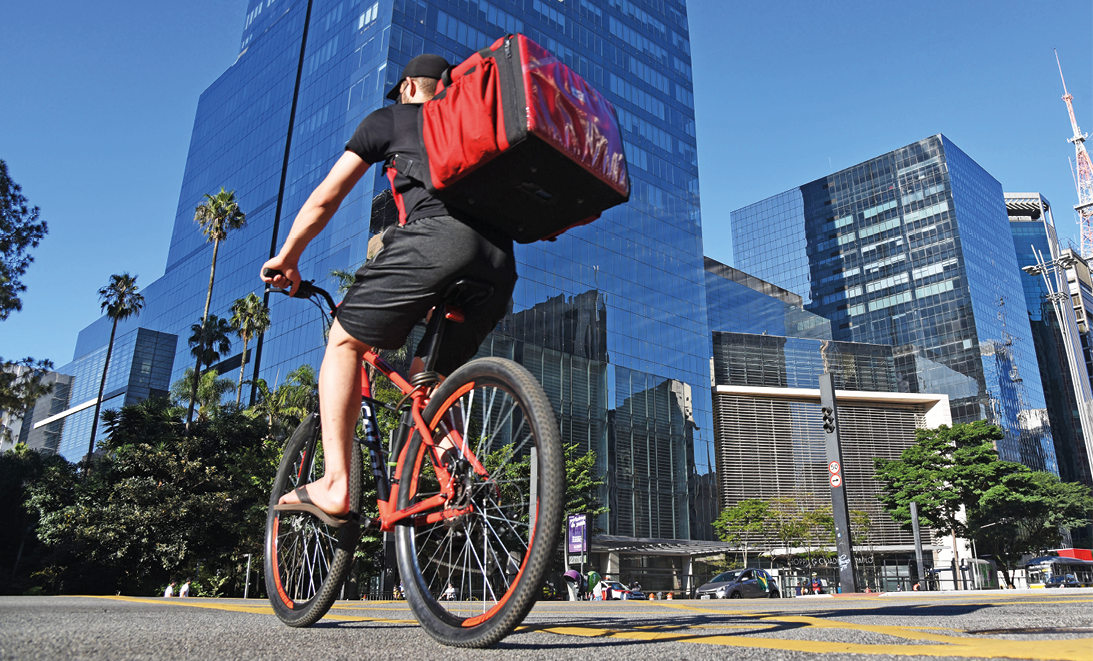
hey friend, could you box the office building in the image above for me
[711,330,950,548]
[15,372,72,455]
[1060,247,1093,381]
[1007,193,1093,488]
[67,1,714,538]
[731,135,1057,476]
[704,257,832,340]
[39,328,177,462]
[704,260,950,554]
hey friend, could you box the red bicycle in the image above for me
[261,273,564,648]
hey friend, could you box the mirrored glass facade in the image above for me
[36,328,178,463]
[712,333,898,393]
[731,135,1057,475]
[1007,194,1091,487]
[705,257,831,340]
[70,1,714,539]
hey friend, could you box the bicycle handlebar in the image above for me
[263,268,337,314]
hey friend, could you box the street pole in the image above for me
[243,553,252,600]
[910,502,927,591]
[819,373,858,593]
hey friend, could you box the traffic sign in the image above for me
[828,461,841,475]
[830,473,842,488]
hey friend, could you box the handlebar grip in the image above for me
[263,268,293,289]
[262,268,336,312]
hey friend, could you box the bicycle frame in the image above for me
[352,324,488,533]
[265,272,492,533]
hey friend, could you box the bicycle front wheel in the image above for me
[264,412,362,626]
[396,357,564,648]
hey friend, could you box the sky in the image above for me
[1,0,1091,368]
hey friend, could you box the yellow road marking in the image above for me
[80,595,1093,660]
[535,625,1093,660]
[87,596,418,624]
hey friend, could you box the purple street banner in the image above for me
[567,513,588,554]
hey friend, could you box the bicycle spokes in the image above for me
[273,435,341,606]
[273,513,340,604]
[410,381,536,610]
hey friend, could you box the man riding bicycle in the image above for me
[261,54,517,524]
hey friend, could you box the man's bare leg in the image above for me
[277,318,370,516]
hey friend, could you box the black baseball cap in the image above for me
[385,54,451,101]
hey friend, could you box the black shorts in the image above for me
[335,214,516,376]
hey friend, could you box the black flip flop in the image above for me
[274,486,352,527]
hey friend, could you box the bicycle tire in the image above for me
[396,357,564,648]
[264,412,362,626]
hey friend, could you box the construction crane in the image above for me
[1055,49,1093,259]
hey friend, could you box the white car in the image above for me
[695,569,780,599]
[594,580,644,600]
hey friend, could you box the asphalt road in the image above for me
[2,590,1092,661]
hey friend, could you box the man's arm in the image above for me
[261,151,370,293]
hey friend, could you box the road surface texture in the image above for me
[2,591,1091,660]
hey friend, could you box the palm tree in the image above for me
[329,267,357,295]
[186,188,246,429]
[88,273,144,462]
[186,315,233,420]
[245,365,318,441]
[170,368,236,421]
[228,293,270,405]
[189,315,233,367]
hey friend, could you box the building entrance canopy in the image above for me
[590,535,735,557]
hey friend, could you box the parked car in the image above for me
[695,569,780,599]
[595,580,646,600]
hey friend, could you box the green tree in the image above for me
[803,504,835,571]
[850,509,877,568]
[30,398,270,595]
[170,369,236,421]
[0,443,71,594]
[970,468,1093,588]
[874,421,1012,589]
[244,364,318,442]
[0,358,54,443]
[563,442,608,521]
[0,159,48,320]
[766,497,808,566]
[329,267,357,295]
[186,188,246,430]
[713,498,769,568]
[188,315,233,380]
[228,293,270,406]
[87,273,145,462]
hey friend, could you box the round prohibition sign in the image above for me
[828,461,841,475]
[830,473,843,488]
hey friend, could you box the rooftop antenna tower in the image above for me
[1055,49,1093,258]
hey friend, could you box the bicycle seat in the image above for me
[441,279,494,309]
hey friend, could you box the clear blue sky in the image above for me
[1,0,1090,367]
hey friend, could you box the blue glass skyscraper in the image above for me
[732,135,1057,475]
[1007,193,1092,487]
[68,1,714,539]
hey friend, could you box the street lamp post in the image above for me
[243,553,252,600]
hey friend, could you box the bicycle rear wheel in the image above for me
[265,412,362,626]
[396,357,564,648]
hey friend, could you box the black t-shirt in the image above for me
[345,103,456,224]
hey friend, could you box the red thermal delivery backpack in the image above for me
[386,34,630,243]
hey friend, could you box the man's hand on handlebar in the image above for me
[261,257,300,296]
